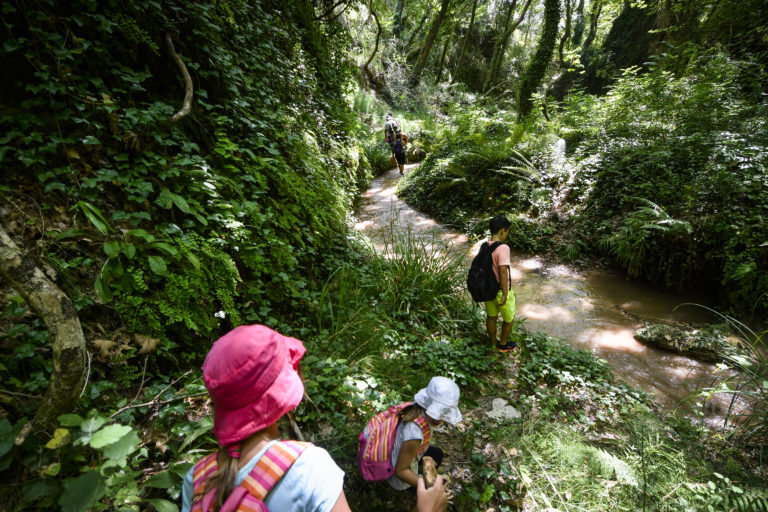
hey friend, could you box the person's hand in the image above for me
[499,293,507,306]
[416,475,448,512]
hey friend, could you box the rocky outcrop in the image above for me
[633,323,744,363]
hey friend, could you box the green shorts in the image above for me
[484,289,516,323]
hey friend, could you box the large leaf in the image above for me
[89,424,132,450]
[145,470,180,489]
[80,416,106,434]
[145,498,179,512]
[58,414,84,427]
[148,255,168,275]
[58,471,106,512]
[102,430,140,461]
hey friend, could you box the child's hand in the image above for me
[417,475,448,512]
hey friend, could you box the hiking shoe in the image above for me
[496,342,517,353]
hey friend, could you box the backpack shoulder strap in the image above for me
[488,241,501,252]
[412,415,432,456]
[240,440,311,501]
[191,452,219,511]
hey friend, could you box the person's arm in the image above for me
[417,475,448,512]
[330,490,352,512]
[499,264,509,306]
[394,439,421,487]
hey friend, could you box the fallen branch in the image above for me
[166,32,193,124]
[110,391,208,418]
[0,225,87,437]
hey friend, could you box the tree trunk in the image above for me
[0,226,87,432]
[451,0,478,84]
[361,1,381,84]
[582,0,603,50]
[483,0,533,92]
[411,0,452,85]
[435,36,451,82]
[406,13,430,62]
[393,0,405,40]
[558,0,573,64]
[572,0,585,46]
[517,0,560,120]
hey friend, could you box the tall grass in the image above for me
[688,308,768,458]
[310,220,471,367]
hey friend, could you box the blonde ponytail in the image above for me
[202,449,239,511]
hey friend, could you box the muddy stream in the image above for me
[354,165,737,428]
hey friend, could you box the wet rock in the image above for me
[486,398,522,421]
[634,323,743,363]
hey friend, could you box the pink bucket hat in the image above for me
[202,325,306,448]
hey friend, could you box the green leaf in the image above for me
[89,424,132,450]
[145,470,180,489]
[103,241,121,258]
[178,416,213,451]
[101,430,140,460]
[0,419,13,457]
[149,242,179,258]
[123,243,137,259]
[80,416,106,434]
[58,471,106,512]
[145,498,179,512]
[75,201,112,235]
[148,255,168,275]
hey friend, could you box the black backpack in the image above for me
[386,119,401,141]
[466,241,501,303]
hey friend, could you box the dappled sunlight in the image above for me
[354,161,734,423]
[519,304,574,323]
[586,327,646,353]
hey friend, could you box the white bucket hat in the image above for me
[414,376,462,425]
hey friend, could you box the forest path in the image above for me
[354,164,741,428]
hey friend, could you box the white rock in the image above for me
[486,398,522,421]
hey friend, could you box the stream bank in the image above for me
[354,165,741,428]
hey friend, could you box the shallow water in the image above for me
[354,165,746,427]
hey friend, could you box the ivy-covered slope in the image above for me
[0,0,368,351]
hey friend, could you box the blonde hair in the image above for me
[203,450,239,511]
[398,402,426,423]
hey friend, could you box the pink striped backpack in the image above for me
[358,402,431,481]
[191,440,309,512]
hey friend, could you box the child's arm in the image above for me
[394,439,422,487]
[499,264,510,306]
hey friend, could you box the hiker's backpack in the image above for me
[191,440,310,512]
[466,241,502,303]
[385,119,401,142]
[358,402,431,481]
[393,139,405,155]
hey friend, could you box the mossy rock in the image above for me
[634,323,744,363]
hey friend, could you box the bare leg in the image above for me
[486,315,498,346]
[499,320,514,345]
[399,164,404,174]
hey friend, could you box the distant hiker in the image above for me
[358,376,461,509]
[468,215,517,352]
[384,112,402,147]
[182,325,448,512]
[393,133,407,175]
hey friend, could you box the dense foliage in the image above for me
[0,0,367,509]
[2,0,768,510]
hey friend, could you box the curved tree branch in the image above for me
[361,1,381,81]
[166,32,193,124]
[0,226,86,434]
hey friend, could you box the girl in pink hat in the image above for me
[181,325,448,512]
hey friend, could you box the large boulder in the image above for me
[634,323,744,363]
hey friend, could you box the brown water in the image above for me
[354,165,743,427]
